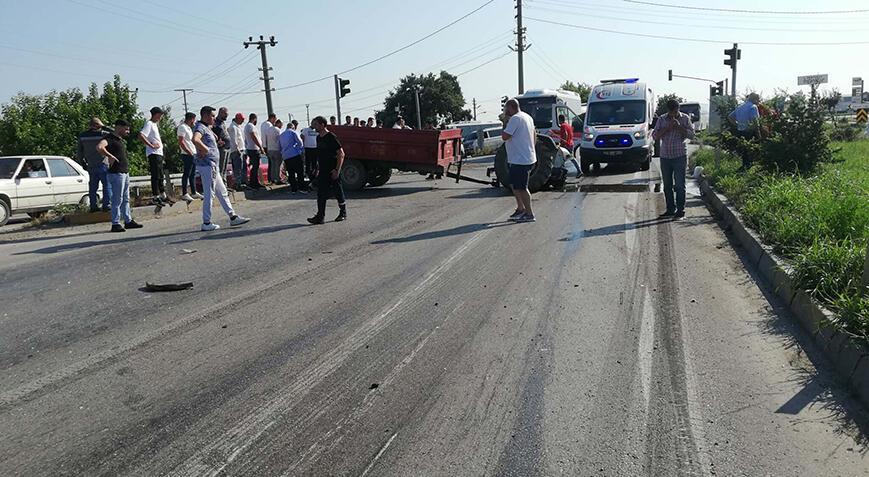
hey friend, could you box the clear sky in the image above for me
[1,0,867,124]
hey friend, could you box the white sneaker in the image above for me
[192,192,205,199]
[230,215,250,227]
[201,223,220,231]
[180,193,194,202]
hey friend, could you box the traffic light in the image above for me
[339,77,351,98]
[724,45,741,69]
[710,80,725,97]
[668,69,673,81]
[500,95,508,110]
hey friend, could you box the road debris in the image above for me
[143,282,194,292]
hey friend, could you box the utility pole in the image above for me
[305,104,310,125]
[413,85,423,129]
[508,0,529,95]
[473,98,477,121]
[244,35,277,117]
[174,88,193,114]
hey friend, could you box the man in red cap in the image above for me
[227,112,248,190]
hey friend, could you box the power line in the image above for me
[529,0,869,24]
[525,4,869,33]
[622,0,869,15]
[456,51,512,77]
[274,0,496,92]
[525,17,869,45]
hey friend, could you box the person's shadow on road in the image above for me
[371,221,517,244]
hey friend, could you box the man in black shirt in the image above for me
[76,117,111,212]
[307,116,347,224]
[96,119,143,232]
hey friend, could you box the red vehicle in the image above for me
[327,126,465,190]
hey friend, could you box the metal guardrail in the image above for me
[129,173,183,188]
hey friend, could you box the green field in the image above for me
[694,140,868,341]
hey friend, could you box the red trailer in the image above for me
[327,126,489,190]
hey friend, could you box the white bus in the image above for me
[515,89,586,151]
[679,102,704,131]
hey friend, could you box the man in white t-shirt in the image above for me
[501,98,537,222]
[139,106,167,203]
[244,113,265,188]
[299,122,320,188]
[227,113,247,189]
[262,113,282,184]
[176,112,201,202]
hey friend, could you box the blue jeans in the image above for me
[107,173,132,225]
[660,156,687,213]
[181,154,197,195]
[88,164,111,211]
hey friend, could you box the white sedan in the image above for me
[0,155,96,226]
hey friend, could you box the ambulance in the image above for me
[578,78,655,173]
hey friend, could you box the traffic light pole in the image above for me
[334,74,342,121]
[730,43,738,97]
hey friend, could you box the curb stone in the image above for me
[699,177,869,409]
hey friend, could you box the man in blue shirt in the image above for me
[192,105,250,231]
[728,93,761,169]
[279,122,306,193]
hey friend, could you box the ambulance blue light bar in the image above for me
[600,78,640,84]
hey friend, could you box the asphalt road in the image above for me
[1,160,867,476]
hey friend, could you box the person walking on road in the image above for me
[139,106,167,204]
[244,113,265,189]
[96,120,143,232]
[279,121,306,194]
[300,121,319,189]
[263,114,283,184]
[177,112,201,202]
[213,107,231,181]
[501,98,537,223]
[728,92,761,170]
[307,116,347,224]
[76,117,111,212]
[228,112,247,190]
[652,98,695,219]
[193,106,250,232]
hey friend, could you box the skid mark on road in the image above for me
[167,230,490,477]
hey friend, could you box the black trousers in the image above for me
[148,154,164,195]
[245,149,262,187]
[304,148,319,182]
[283,155,305,192]
[735,130,755,169]
[316,173,346,217]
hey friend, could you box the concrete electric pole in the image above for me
[473,98,477,121]
[244,35,277,117]
[413,85,423,130]
[508,0,529,96]
[174,89,193,114]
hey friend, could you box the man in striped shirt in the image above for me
[652,99,695,219]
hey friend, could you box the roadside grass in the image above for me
[694,140,869,341]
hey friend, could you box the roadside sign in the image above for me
[853,77,863,86]
[857,109,868,123]
[798,74,828,86]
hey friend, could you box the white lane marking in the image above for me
[638,289,655,411]
[283,332,433,475]
[624,192,640,264]
[168,231,488,477]
[360,433,398,477]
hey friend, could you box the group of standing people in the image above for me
[76,102,351,233]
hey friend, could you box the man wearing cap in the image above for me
[213,107,231,181]
[96,120,143,232]
[76,117,111,212]
[228,112,247,190]
[193,106,250,231]
[244,113,265,189]
[139,106,167,204]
